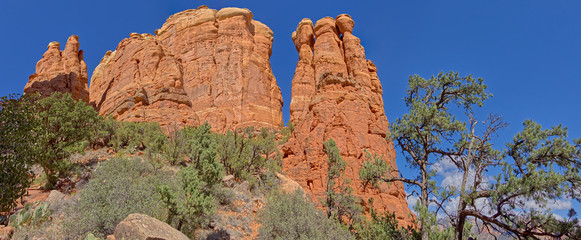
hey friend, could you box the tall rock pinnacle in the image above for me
[284,14,412,225]
[89,6,283,131]
[24,35,89,102]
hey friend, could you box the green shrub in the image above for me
[279,121,295,144]
[32,92,104,189]
[0,94,37,215]
[258,189,354,240]
[110,121,167,153]
[162,124,189,166]
[84,233,103,240]
[323,139,361,227]
[359,149,389,191]
[89,115,117,148]
[210,184,236,205]
[180,123,224,187]
[356,199,420,240]
[157,165,216,236]
[64,157,167,238]
[181,123,215,165]
[216,127,281,183]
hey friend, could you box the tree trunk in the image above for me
[455,167,470,240]
[456,121,477,240]
[421,162,429,240]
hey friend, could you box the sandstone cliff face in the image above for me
[284,15,412,224]
[89,6,283,131]
[24,35,89,102]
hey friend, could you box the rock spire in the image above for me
[284,14,412,225]
[24,35,89,102]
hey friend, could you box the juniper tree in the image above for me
[360,71,581,239]
[32,92,104,188]
[323,139,361,228]
[445,117,581,239]
[0,94,38,216]
[386,72,489,240]
[215,127,281,182]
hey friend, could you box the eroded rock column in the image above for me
[25,35,89,102]
[283,14,412,226]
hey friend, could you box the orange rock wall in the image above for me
[89,6,283,132]
[284,15,412,225]
[23,6,411,225]
[24,35,89,102]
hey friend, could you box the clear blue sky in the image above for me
[1,0,580,216]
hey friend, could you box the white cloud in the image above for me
[407,195,419,215]
[522,198,572,210]
[552,213,565,221]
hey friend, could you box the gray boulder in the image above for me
[114,213,189,240]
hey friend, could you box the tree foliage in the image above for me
[259,189,354,240]
[32,92,104,189]
[356,198,420,240]
[359,149,389,191]
[157,165,216,235]
[373,71,580,239]
[64,157,166,238]
[109,121,167,153]
[0,94,38,215]
[382,71,490,239]
[323,139,361,228]
[446,118,581,239]
[215,127,281,182]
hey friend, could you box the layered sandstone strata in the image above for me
[89,6,283,131]
[24,35,89,102]
[284,14,412,224]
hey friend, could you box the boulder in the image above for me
[275,172,305,196]
[45,190,65,204]
[222,175,235,187]
[114,213,188,240]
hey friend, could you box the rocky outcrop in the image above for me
[89,6,283,131]
[24,35,89,102]
[114,213,189,240]
[284,14,412,225]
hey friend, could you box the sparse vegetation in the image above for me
[356,199,420,240]
[216,127,282,184]
[259,189,354,240]
[157,165,216,236]
[4,66,578,240]
[109,121,167,153]
[63,157,167,238]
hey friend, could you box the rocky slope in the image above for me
[283,14,413,225]
[22,5,412,226]
[24,35,89,102]
[88,6,283,132]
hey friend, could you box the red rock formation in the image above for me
[89,6,283,131]
[284,14,412,225]
[24,35,89,102]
